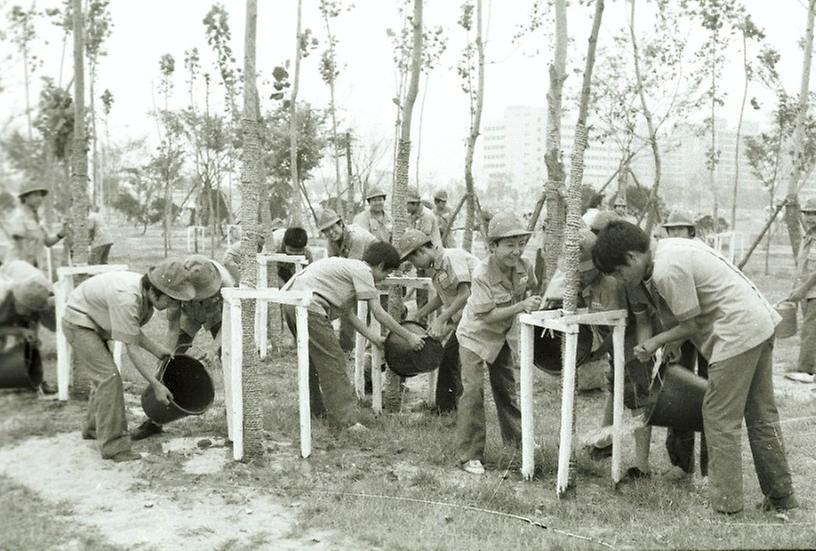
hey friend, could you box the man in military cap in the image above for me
[62,259,196,462]
[432,189,454,248]
[353,188,392,243]
[662,209,698,240]
[406,189,442,248]
[788,197,816,377]
[4,182,66,268]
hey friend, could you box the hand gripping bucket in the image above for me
[532,324,594,376]
[384,320,444,377]
[141,355,215,425]
[774,301,797,339]
[645,363,707,432]
[0,340,43,389]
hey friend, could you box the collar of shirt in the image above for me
[485,254,526,292]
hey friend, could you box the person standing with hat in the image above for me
[661,209,698,240]
[397,228,479,413]
[612,195,638,224]
[4,182,66,268]
[455,212,541,475]
[61,259,196,462]
[432,190,454,248]
[353,188,393,243]
[406,190,442,248]
[0,259,58,394]
[132,255,234,441]
[88,205,114,264]
[787,197,816,377]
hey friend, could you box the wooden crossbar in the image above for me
[220,287,312,461]
[55,264,129,401]
[255,254,307,358]
[379,276,433,290]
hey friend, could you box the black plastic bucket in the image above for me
[141,355,215,424]
[646,363,707,432]
[0,341,43,389]
[384,320,444,377]
[533,324,594,376]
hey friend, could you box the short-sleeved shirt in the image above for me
[648,238,780,363]
[795,232,816,300]
[456,255,537,363]
[282,257,379,320]
[63,271,154,344]
[88,212,114,247]
[168,260,235,337]
[327,224,377,260]
[433,207,454,248]
[4,205,47,267]
[430,248,479,323]
[353,209,392,243]
[411,206,442,248]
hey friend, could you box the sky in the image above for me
[0,0,813,188]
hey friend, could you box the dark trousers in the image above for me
[435,332,462,413]
[666,341,709,475]
[90,243,112,265]
[798,298,816,374]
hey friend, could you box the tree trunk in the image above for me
[462,0,485,253]
[90,67,100,206]
[784,0,815,257]
[730,30,748,233]
[628,0,662,236]
[709,38,719,230]
[70,0,90,265]
[540,0,568,285]
[561,0,604,498]
[323,10,344,219]
[289,0,305,227]
[239,0,264,460]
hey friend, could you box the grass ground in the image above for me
[1,223,815,549]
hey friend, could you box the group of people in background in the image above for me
[0,180,805,518]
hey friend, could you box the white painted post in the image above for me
[229,300,244,461]
[45,247,53,282]
[611,325,626,485]
[256,257,268,358]
[556,327,579,498]
[55,275,73,401]
[296,305,312,458]
[354,300,368,399]
[370,315,383,414]
[221,299,233,440]
[520,321,536,480]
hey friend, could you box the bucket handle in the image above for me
[156,345,188,379]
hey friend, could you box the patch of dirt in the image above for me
[0,432,370,550]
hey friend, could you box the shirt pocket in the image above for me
[492,289,513,306]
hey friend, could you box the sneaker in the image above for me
[109,450,141,463]
[757,494,799,513]
[462,459,485,475]
[130,420,163,441]
[660,465,690,482]
[39,381,57,395]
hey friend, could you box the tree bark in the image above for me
[239,0,264,459]
[709,37,719,230]
[730,29,749,233]
[289,0,305,226]
[784,0,816,256]
[70,0,90,264]
[462,0,485,253]
[322,8,344,219]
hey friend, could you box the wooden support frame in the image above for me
[221,287,312,461]
[518,308,627,494]
[186,226,207,252]
[255,253,308,359]
[55,264,129,401]
[353,276,434,413]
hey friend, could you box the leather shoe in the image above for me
[130,420,163,441]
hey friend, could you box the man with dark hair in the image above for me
[276,226,313,283]
[593,220,797,515]
[281,242,425,431]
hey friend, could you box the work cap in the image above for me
[148,258,196,301]
[802,197,816,213]
[487,211,531,241]
[433,190,448,201]
[589,211,620,232]
[662,209,696,228]
[406,189,421,203]
[317,208,342,231]
[184,254,222,299]
[17,181,50,199]
[366,188,387,201]
[613,196,627,207]
[10,271,52,313]
[395,228,433,261]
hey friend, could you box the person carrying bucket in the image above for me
[281,242,425,432]
[593,220,797,515]
[396,228,480,413]
[131,255,234,441]
[61,259,196,462]
[454,212,540,476]
[787,197,816,378]
[0,260,57,394]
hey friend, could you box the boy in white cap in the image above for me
[455,212,540,475]
[61,259,196,462]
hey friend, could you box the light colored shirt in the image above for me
[4,205,48,267]
[411,206,442,248]
[456,255,537,363]
[88,211,114,247]
[327,224,377,260]
[352,209,392,243]
[795,232,816,300]
[648,238,780,363]
[63,271,153,344]
[430,248,479,323]
[282,257,378,320]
